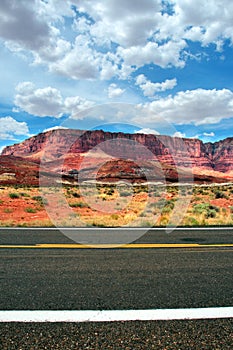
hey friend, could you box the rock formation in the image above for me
[1,129,233,184]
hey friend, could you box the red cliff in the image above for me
[1,129,233,183]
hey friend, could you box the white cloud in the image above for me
[43,126,68,133]
[135,128,160,135]
[14,82,94,118]
[136,74,177,97]
[117,40,186,72]
[74,0,161,47]
[13,81,233,132]
[203,131,215,137]
[176,0,233,47]
[108,84,125,99]
[0,146,6,154]
[173,131,186,138]
[136,88,233,126]
[15,82,64,118]
[0,0,233,84]
[64,96,95,119]
[0,116,29,140]
[50,35,100,80]
[0,0,50,51]
[1,0,233,81]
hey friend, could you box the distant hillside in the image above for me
[1,129,233,184]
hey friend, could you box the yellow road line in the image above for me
[0,243,232,249]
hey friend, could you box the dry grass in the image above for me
[0,183,232,227]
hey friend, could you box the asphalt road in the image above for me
[0,228,232,349]
[0,227,233,245]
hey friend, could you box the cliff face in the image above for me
[1,129,233,178]
[207,138,233,172]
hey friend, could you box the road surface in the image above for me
[0,228,232,349]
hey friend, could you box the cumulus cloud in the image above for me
[64,96,95,118]
[108,84,125,99]
[0,0,50,51]
[73,0,161,47]
[176,0,233,47]
[50,35,100,80]
[136,88,233,126]
[0,0,233,81]
[135,74,177,97]
[135,128,160,135]
[117,40,186,72]
[0,116,29,140]
[14,82,94,118]
[15,82,64,118]
[203,131,215,137]
[173,131,186,138]
[13,81,233,131]
[43,126,68,133]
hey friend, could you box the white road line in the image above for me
[0,307,232,322]
[0,227,232,231]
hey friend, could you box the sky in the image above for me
[1,0,233,151]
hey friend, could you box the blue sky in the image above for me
[0,0,233,151]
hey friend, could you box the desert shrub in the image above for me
[18,222,29,227]
[184,216,199,226]
[159,216,169,226]
[193,203,209,214]
[162,206,172,214]
[119,189,131,197]
[4,208,13,213]
[91,222,105,227]
[209,204,220,212]
[156,198,166,208]
[70,202,88,208]
[111,214,119,220]
[32,196,48,205]
[9,192,20,199]
[165,199,175,209]
[215,190,228,199]
[148,202,158,208]
[20,192,30,197]
[25,207,37,213]
[140,220,153,227]
[32,195,43,202]
[152,190,162,197]
[206,209,217,218]
[193,203,219,219]
[180,187,187,196]
[191,196,202,203]
[194,188,204,195]
[104,187,115,196]
[71,192,81,198]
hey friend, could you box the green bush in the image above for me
[9,193,20,199]
[193,203,209,214]
[184,216,199,226]
[119,190,131,197]
[215,190,228,199]
[193,203,219,219]
[25,207,37,213]
[20,192,30,197]
[156,198,166,208]
[32,196,48,205]
[4,208,13,213]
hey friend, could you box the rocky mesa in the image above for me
[1,128,233,184]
